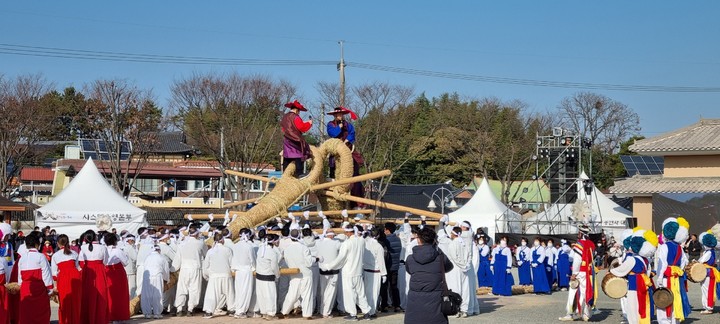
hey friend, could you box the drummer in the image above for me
[610,229,657,324]
[559,224,596,322]
[655,217,692,323]
[697,231,719,314]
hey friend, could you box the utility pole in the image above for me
[219,127,224,200]
[338,40,346,107]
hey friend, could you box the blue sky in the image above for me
[1,1,719,137]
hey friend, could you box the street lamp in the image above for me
[427,187,458,215]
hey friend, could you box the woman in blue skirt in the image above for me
[490,237,514,296]
[530,237,550,294]
[556,239,572,290]
[515,237,532,285]
[476,236,493,288]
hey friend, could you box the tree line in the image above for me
[0,72,641,202]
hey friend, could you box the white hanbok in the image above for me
[119,241,137,299]
[447,238,470,313]
[323,235,371,317]
[172,236,207,313]
[141,251,169,316]
[316,236,341,316]
[281,240,316,317]
[202,243,235,315]
[255,244,280,316]
[231,238,256,315]
[363,237,387,316]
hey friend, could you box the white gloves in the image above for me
[420,215,426,221]
[341,209,349,218]
[506,269,511,274]
[531,263,537,268]
[518,261,523,266]
[381,276,387,284]
[208,213,214,222]
[303,210,310,220]
[318,210,326,219]
[546,266,552,272]
[404,212,412,219]
[275,216,283,224]
[490,266,494,272]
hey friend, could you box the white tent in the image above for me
[525,172,632,240]
[449,177,522,242]
[35,158,147,239]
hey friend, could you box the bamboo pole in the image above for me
[224,170,278,183]
[184,209,374,221]
[224,197,261,208]
[308,170,391,191]
[321,191,444,219]
[267,228,348,235]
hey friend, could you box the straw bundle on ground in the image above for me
[5,282,19,294]
[475,285,534,296]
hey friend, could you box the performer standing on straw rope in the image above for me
[698,230,719,314]
[201,233,235,319]
[18,233,53,324]
[51,234,82,324]
[79,230,110,324]
[515,237,532,286]
[256,234,281,321]
[559,224,595,322]
[655,217,692,323]
[173,225,208,316]
[105,234,130,322]
[326,106,365,204]
[141,244,169,319]
[316,229,341,318]
[280,100,313,178]
[322,225,373,321]
[231,228,256,319]
[0,223,14,324]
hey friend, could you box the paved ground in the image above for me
[47,270,720,323]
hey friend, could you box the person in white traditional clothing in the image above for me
[301,227,320,314]
[201,233,235,319]
[447,227,470,317]
[135,227,153,296]
[316,229,341,318]
[256,234,281,320]
[277,222,293,311]
[697,231,718,314]
[610,229,658,324]
[559,225,596,322]
[141,245,170,319]
[157,231,178,314]
[120,234,138,299]
[231,228,257,319]
[545,238,558,291]
[280,229,318,319]
[17,233,54,323]
[399,219,416,310]
[654,217,691,324]
[459,221,480,315]
[322,225,373,321]
[173,225,208,316]
[363,227,387,318]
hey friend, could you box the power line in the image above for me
[347,62,720,93]
[0,44,336,66]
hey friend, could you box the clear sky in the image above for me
[1,1,719,138]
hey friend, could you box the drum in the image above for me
[685,262,707,283]
[601,273,628,299]
[653,287,673,309]
[569,278,580,289]
[609,258,621,270]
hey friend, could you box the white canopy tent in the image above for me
[449,177,522,242]
[525,172,632,240]
[35,158,148,239]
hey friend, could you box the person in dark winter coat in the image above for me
[404,227,453,324]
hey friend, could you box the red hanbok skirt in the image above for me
[0,273,8,324]
[56,260,82,324]
[19,269,50,324]
[106,263,130,321]
[80,260,109,324]
[8,258,19,324]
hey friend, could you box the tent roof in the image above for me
[38,158,145,215]
[449,177,521,239]
[465,177,550,204]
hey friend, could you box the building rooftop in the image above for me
[20,167,55,182]
[610,174,720,195]
[148,131,195,154]
[631,119,720,155]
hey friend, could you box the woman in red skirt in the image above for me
[78,230,110,324]
[51,234,82,324]
[18,233,54,324]
[104,234,130,322]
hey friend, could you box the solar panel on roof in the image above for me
[78,139,132,161]
[620,155,664,176]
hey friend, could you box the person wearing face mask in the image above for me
[557,239,573,291]
[447,227,470,317]
[516,237,532,286]
[545,239,558,291]
[476,236,493,288]
[530,237,550,294]
[490,237,514,296]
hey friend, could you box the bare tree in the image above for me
[170,72,297,202]
[0,74,55,196]
[558,92,640,153]
[82,79,162,193]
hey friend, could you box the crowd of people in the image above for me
[2,213,720,324]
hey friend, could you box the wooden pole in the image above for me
[224,197,261,208]
[184,209,374,221]
[224,170,278,183]
[308,170,391,191]
[321,191,444,219]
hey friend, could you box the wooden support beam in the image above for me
[223,197,261,208]
[321,191,443,219]
[308,170,391,191]
[224,170,278,183]
[184,209,374,221]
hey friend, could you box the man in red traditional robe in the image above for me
[560,224,595,322]
[280,100,313,177]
